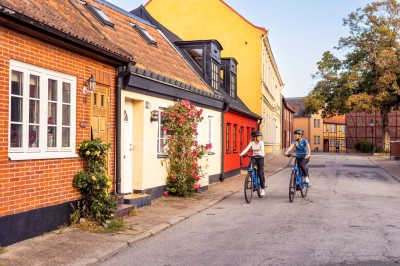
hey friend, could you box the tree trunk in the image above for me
[380,109,390,151]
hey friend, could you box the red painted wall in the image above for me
[224,111,259,172]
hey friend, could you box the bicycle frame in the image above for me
[287,154,309,202]
[249,158,261,191]
[244,155,263,203]
[293,159,305,189]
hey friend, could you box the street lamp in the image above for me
[369,119,375,154]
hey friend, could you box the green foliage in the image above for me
[72,138,116,224]
[69,202,81,225]
[355,140,373,153]
[161,100,211,197]
[0,246,6,254]
[305,0,400,149]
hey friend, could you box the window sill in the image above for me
[157,154,168,159]
[207,151,215,155]
[226,151,231,154]
[8,151,78,161]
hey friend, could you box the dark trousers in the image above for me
[296,157,309,177]
[252,157,265,188]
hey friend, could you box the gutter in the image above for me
[220,100,230,181]
[116,63,134,194]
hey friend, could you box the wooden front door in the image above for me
[91,85,109,143]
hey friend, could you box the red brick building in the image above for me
[0,0,137,246]
[282,97,296,150]
[346,110,400,151]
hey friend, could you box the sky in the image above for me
[106,0,374,98]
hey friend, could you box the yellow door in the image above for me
[91,85,109,143]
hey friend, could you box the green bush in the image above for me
[355,139,373,153]
[72,138,116,224]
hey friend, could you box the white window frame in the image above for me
[207,115,215,154]
[157,107,169,156]
[9,60,77,161]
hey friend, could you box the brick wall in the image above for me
[0,26,117,217]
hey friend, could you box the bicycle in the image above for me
[286,154,309,202]
[243,155,263,203]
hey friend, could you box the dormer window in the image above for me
[183,47,204,70]
[230,72,237,98]
[130,22,157,46]
[84,3,114,28]
[222,58,238,99]
[211,60,219,91]
[175,40,222,90]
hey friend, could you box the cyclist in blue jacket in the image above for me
[239,131,266,195]
[284,129,311,185]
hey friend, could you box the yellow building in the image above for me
[323,116,347,152]
[144,0,284,157]
[286,98,324,152]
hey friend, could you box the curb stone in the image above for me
[148,223,171,235]
[126,231,152,246]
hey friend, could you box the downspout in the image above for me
[116,63,134,194]
[220,100,230,181]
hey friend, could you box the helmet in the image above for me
[251,131,262,138]
[294,129,304,135]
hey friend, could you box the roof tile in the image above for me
[1,0,213,93]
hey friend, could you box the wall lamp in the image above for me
[83,74,96,104]
[150,110,159,122]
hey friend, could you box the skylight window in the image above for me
[84,3,114,28]
[130,22,157,46]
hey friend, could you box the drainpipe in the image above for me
[116,63,133,194]
[220,100,230,181]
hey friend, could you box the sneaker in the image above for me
[304,176,310,183]
[260,189,265,196]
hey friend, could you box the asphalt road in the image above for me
[99,155,400,266]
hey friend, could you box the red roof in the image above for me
[324,115,346,124]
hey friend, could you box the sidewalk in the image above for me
[0,155,292,266]
[368,154,400,182]
[2,154,398,266]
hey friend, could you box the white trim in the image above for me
[8,60,77,161]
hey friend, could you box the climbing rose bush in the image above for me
[72,138,116,224]
[162,100,211,197]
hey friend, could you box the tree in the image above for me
[304,0,400,150]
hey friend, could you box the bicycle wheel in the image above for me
[244,173,253,203]
[289,172,296,202]
[256,176,263,198]
[301,176,309,197]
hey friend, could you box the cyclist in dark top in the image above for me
[284,129,311,186]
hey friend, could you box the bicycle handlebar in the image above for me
[241,154,263,159]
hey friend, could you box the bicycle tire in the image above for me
[289,172,296,202]
[256,176,263,198]
[301,176,309,197]
[244,173,253,203]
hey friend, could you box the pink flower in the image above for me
[163,191,168,196]
[190,170,195,175]
[197,109,203,115]
[171,175,177,180]
[194,184,201,190]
